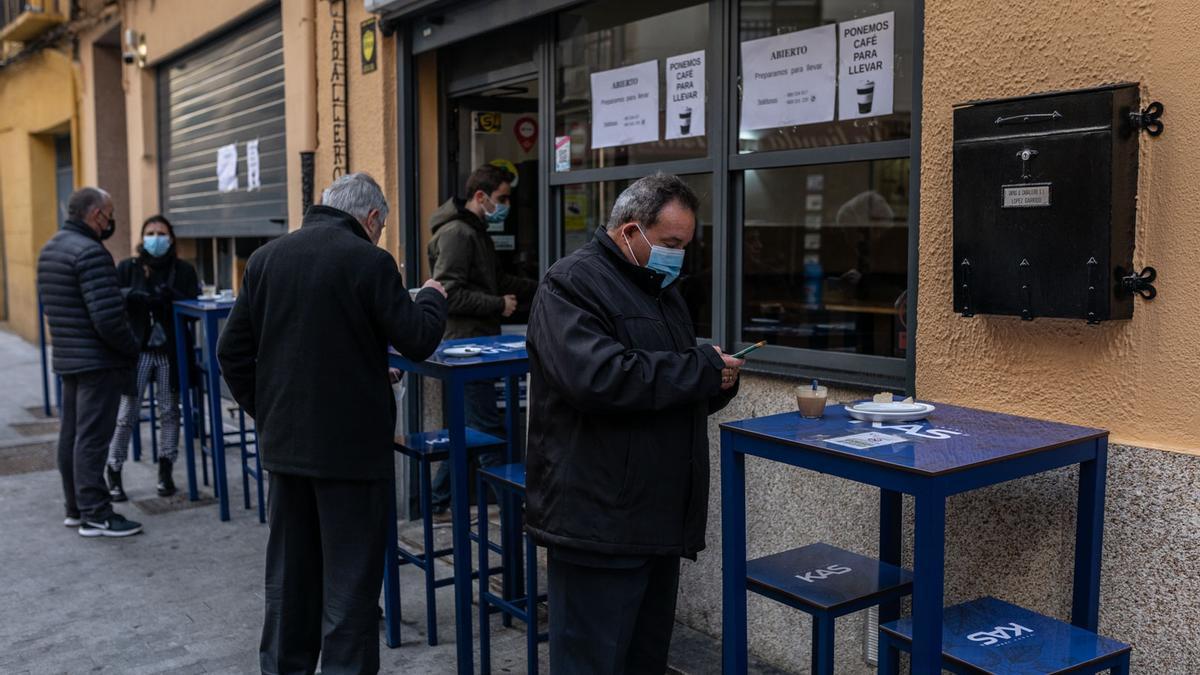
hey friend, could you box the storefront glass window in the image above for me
[737,0,914,154]
[561,174,714,338]
[555,0,709,171]
[741,160,909,357]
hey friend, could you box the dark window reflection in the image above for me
[561,174,713,338]
[742,160,909,356]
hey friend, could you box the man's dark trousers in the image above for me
[259,472,388,675]
[58,368,124,521]
[547,550,681,674]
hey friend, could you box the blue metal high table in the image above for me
[386,335,528,675]
[720,404,1109,674]
[172,298,236,521]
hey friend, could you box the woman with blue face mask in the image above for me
[105,215,200,501]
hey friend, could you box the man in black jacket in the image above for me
[526,173,744,673]
[37,187,143,538]
[218,173,447,675]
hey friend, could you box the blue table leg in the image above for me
[478,470,492,675]
[876,630,899,674]
[879,488,903,633]
[721,429,748,675]
[446,377,474,675]
[503,375,523,610]
[174,311,199,501]
[1072,438,1107,631]
[812,614,834,675]
[912,492,946,674]
[383,473,403,648]
[204,315,230,521]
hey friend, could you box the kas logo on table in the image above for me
[794,564,852,583]
[966,622,1035,646]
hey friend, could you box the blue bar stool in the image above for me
[477,462,546,675]
[387,428,506,646]
[746,543,913,675]
[235,409,264,523]
[878,596,1131,674]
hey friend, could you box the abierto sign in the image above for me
[589,60,659,149]
[740,25,837,131]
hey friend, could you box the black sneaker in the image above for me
[79,513,143,538]
[157,458,176,497]
[106,465,127,502]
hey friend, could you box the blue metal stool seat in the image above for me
[386,428,506,647]
[477,462,546,675]
[878,596,1131,674]
[747,543,913,675]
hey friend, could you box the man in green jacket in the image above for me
[427,164,537,516]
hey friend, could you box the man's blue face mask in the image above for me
[483,195,510,224]
[623,223,685,288]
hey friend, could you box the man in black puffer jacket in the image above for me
[36,187,143,538]
[527,174,743,673]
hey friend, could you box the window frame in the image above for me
[429,0,925,392]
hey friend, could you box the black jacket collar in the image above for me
[64,220,99,242]
[302,205,370,242]
[592,227,671,297]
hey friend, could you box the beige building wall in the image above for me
[916,0,1200,456]
[312,0,403,263]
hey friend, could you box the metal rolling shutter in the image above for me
[158,8,287,238]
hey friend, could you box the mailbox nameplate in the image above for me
[1001,183,1052,208]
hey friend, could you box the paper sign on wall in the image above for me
[838,12,894,120]
[740,25,837,131]
[590,60,659,149]
[246,139,261,191]
[216,143,239,193]
[665,50,705,140]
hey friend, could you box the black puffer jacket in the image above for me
[37,221,139,374]
[526,228,738,559]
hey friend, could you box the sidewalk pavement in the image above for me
[0,326,763,674]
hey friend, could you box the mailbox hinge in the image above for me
[1120,266,1158,300]
[1019,258,1034,320]
[959,258,974,317]
[1130,101,1164,136]
[1086,257,1102,325]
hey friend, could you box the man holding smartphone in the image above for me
[526,173,743,673]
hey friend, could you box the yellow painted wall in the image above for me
[0,49,78,341]
[917,0,1200,454]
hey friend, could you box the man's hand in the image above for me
[388,368,403,384]
[711,346,745,391]
[501,294,518,318]
[422,279,447,298]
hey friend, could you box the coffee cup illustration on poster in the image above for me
[838,11,894,120]
[666,50,705,140]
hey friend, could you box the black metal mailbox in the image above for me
[952,83,1151,323]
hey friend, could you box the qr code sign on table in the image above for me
[825,432,906,450]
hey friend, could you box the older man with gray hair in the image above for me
[218,173,447,674]
[38,186,142,537]
[526,173,743,673]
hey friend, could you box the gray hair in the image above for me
[605,173,699,231]
[67,187,111,221]
[321,172,389,224]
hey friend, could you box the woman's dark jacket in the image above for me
[116,251,200,389]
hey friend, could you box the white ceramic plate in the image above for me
[845,401,936,423]
[853,402,928,414]
[443,346,483,357]
[198,294,219,301]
